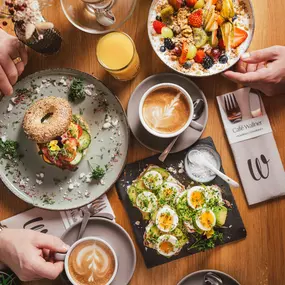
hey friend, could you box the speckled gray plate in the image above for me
[127,73,208,153]
[0,69,129,210]
[60,217,136,285]
[177,270,241,285]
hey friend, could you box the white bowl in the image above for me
[139,83,194,138]
[147,0,255,77]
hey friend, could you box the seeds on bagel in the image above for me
[23,96,72,144]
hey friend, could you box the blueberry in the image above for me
[232,14,237,22]
[202,56,214,69]
[164,38,175,50]
[156,15,162,22]
[183,61,192,69]
[160,46,166,52]
[219,54,228,64]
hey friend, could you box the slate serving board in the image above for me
[116,137,247,268]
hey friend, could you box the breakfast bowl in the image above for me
[148,0,255,77]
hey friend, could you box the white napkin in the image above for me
[217,88,285,205]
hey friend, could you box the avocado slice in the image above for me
[150,167,170,180]
[213,206,228,227]
[127,186,138,205]
[172,227,188,247]
[135,179,148,191]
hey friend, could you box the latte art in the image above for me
[142,87,190,134]
[68,240,116,285]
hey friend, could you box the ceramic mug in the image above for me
[55,236,118,285]
[139,83,202,138]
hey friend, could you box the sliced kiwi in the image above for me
[161,5,174,24]
[193,28,208,48]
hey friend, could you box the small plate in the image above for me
[177,269,241,285]
[0,68,129,210]
[127,73,208,153]
[60,216,136,285]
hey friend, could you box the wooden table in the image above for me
[1,0,285,284]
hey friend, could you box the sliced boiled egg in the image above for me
[143,170,163,190]
[136,191,158,213]
[156,235,180,257]
[195,209,216,232]
[155,205,179,233]
[159,182,182,202]
[205,185,223,204]
[187,186,206,210]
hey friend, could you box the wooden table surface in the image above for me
[1,0,285,284]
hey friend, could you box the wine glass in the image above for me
[60,0,137,34]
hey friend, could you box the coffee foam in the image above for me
[68,240,116,285]
[143,87,190,134]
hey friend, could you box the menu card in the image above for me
[217,88,285,205]
[0,194,114,270]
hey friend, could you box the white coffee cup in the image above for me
[139,83,195,138]
[55,237,118,285]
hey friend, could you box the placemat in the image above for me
[116,137,246,268]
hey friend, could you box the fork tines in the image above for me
[224,93,242,124]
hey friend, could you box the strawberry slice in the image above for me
[189,9,203,28]
[185,0,197,7]
[231,27,248,48]
[194,49,206,63]
[179,42,188,65]
[153,20,166,34]
[169,0,183,10]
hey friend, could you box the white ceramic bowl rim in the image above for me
[139,83,194,138]
[64,236,118,285]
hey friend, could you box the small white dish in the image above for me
[139,83,194,139]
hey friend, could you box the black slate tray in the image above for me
[116,137,246,268]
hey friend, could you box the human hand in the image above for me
[0,229,69,281]
[224,46,285,96]
[0,29,28,96]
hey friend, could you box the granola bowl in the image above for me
[148,0,255,77]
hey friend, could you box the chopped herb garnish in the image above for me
[88,161,106,180]
[68,79,85,102]
[189,231,224,251]
[0,139,19,159]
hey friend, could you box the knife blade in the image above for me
[249,91,263,118]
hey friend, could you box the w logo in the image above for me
[247,155,270,181]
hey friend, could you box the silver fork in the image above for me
[77,197,107,240]
[224,93,242,123]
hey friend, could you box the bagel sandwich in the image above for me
[23,97,91,171]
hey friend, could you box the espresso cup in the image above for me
[55,237,118,285]
[139,83,196,138]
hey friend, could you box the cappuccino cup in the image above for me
[55,237,118,285]
[139,83,197,138]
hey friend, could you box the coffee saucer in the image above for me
[127,73,208,153]
[177,269,240,285]
[60,216,136,285]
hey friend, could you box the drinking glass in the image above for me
[60,0,137,34]
[96,31,140,81]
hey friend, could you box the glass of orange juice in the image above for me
[96,32,140,81]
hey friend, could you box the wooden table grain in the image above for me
[1,0,285,284]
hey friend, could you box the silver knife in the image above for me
[249,91,263,118]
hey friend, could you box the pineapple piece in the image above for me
[221,22,234,51]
